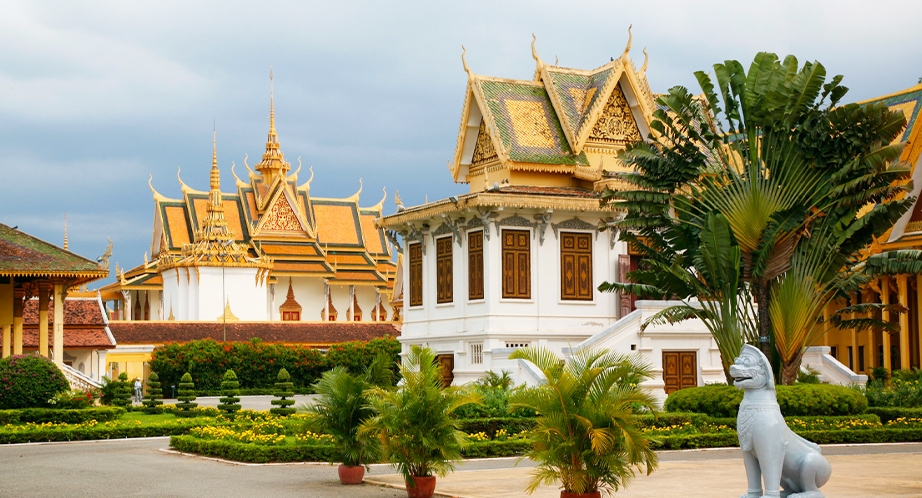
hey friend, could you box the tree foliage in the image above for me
[601,52,912,383]
[142,372,164,414]
[0,354,69,409]
[509,346,658,495]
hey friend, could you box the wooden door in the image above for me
[663,351,697,395]
[436,354,454,387]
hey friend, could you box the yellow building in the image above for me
[822,83,922,374]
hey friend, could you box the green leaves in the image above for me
[509,346,658,494]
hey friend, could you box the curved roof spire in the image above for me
[461,46,473,79]
[63,212,68,250]
[255,67,290,183]
[621,25,633,61]
[531,34,546,80]
[640,47,649,74]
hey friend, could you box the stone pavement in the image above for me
[1,436,919,497]
[366,443,922,497]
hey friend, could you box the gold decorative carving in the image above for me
[588,85,642,145]
[262,196,302,231]
[471,119,498,165]
[904,221,922,234]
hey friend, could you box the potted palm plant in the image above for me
[361,346,480,498]
[304,354,392,484]
[509,346,659,497]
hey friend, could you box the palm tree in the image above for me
[360,346,480,497]
[509,346,658,496]
[304,354,392,474]
[601,52,912,383]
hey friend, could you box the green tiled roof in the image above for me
[0,223,107,278]
[544,68,613,141]
[479,79,589,166]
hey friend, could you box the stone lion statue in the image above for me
[730,345,831,498]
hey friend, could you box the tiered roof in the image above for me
[23,297,115,349]
[121,83,396,293]
[451,30,657,191]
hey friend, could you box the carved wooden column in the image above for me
[52,282,65,367]
[881,277,892,372]
[38,281,50,358]
[897,275,910,370]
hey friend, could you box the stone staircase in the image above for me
[61,364,103,390]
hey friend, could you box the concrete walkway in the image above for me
[366,443,922,497]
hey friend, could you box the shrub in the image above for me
[148,337,401,395]
[0,353,70,409]
[797,366,822,384]
[111,373,132,408]
[0,407,124,425]
[217,370,242,416]
[865,406,922,423]
[175,373,198,417]
[861,377,922,408]
[269,369,295,416]
[50,389,99,409]
[143,372,164,414]
[664,385,742,418]
[665,384,867,417]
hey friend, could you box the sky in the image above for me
[1,0,920,287]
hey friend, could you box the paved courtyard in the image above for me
[0,437,919,497]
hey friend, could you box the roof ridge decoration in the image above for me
[231,162,248,188]
[177,167,205,196]
[531,34,545,81]
[299,165,315,191]
[255,68,291,186]
[252,186,313,236]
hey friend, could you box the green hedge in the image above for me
[170,435,334,463]
[149,337,400,394]
[456,417,537,436]
[665,384,868,417]
[462,440,531,458]
[0,419,224,444]
[797,428,922,444]
[866,406,922,423]
[0,354,70,409]
[0,407,125,425]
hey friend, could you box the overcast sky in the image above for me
[2,0,920,286]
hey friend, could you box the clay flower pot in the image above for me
[560,492,601,498]
[405,475,437,498]
[337,464,365,485]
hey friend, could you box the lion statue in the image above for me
[730,345,831,498]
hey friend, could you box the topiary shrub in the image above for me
[142,372,164,414]
[175,372,198,417]
[665,383,867,417]
[269,368,295,416]
[111,373,132,408]
[217,370,241,416]
[0,353,70,409]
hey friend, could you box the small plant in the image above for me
[142,372,164,414]
[175,372,198,417]
[360,346,480,495]
[49,389,99,409]
[270,368,296,416]
[305,354,392,470]
[797,366,822,384]
[0,354,70,409]
[217,370,242,416]
[509,346,659,496]
[111,373,132,408]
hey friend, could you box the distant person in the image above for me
[134,378,142,403]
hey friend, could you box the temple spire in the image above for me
[256,67,290,183]
[63,213,68,250]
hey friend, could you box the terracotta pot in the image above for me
[405,475,437,498]
[337,464,365,485]
[560,492,601,498]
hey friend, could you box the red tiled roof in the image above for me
[22,328,115,349]
[23,298,105,326]
[108,321,401,345]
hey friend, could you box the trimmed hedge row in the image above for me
[866,406,922,423]
[149,337,400,394]
[0,407,124,425]
[0,420,224,444]
[168,436,532,463]
[664,384,868,417]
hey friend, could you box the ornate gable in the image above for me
[586,84,643,147]
[255,189,311,235]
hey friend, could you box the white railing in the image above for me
[801,346,868,386]
[61,364,103,390]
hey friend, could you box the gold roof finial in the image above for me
[63,212,68,250]
[640,47,649,74]
[210,127,220,191]
[531,34,546,80]
[255,67,290,182]
[269,67,276,138]
[461,46,472,77]
[621,25,633,61]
